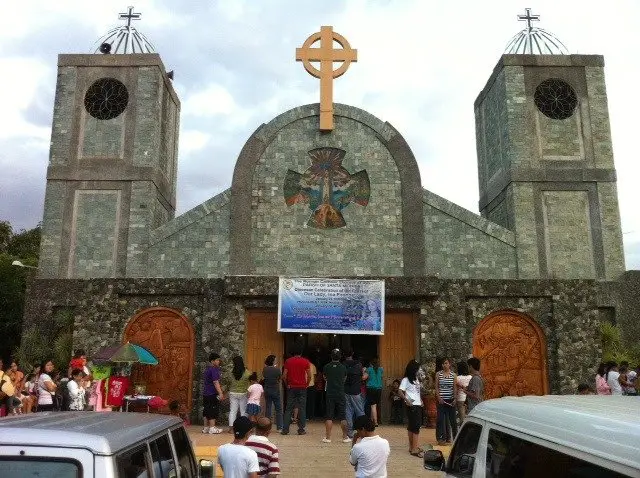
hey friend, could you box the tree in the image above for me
[0,221,41,365]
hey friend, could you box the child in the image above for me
[169,400,191,425]
[246,372,264,423]
[389,379,404,425]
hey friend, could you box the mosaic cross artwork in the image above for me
[284,147,370,229]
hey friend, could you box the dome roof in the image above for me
[93,6,155,54]
[505,8,568,55]
[505,27,568,55]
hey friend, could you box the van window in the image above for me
[0,458,80,477]
[486,428,629,478]
[171,426,197,478]
[150,433,177,478]
[448,422,482,476]
[117,443,152,478]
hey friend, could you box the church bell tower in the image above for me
[38,8,180,278]
[475,10,625,279]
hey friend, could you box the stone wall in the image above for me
[250,113,404,277]
[423,190,517,279]
[39,54,180,280]
[475,55,625,281]
[22,275,610,422]
[147,190,231,278]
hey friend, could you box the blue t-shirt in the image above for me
[366,366,383,389]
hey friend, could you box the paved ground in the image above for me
[189,420,451,477]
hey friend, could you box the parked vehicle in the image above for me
[424,395,640,477]
[0,412,215,478]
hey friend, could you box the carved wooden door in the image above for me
[473,310,548,400]
[124,307,195,411]
[246,310,283,375]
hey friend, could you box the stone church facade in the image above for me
[23,50,640,418]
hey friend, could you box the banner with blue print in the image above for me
[278,277,385,335]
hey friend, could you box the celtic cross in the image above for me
[119,6,142,28]
[296,26,358,131]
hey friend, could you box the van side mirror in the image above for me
[459,454,475,474]
[423,449,445,471]
[198,459,215,478]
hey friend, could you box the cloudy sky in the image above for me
[1,0,639,268]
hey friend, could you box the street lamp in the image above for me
[11,260,37,270]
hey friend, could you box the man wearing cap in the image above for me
[218,416,260,478]
[349,415,390,478]
[322,348,349,443]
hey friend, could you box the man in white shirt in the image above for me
[349,415,390,478]
[217,416,260,478]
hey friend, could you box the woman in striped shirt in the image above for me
[435,358,458,445]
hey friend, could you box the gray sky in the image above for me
[1,0,639,268]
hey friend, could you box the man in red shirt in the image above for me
[281,345,310,435]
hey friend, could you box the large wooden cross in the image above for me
[296,26,358,131]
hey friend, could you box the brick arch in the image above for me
[472,309,549,399]
[123,307,195,412]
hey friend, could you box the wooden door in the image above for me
[379,311,418,420]
[245,310,283,376]
[473,310,549,399]
[123,307,195,411]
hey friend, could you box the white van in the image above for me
[0,412,215,477]
[424,395,640,477]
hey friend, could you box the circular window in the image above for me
[534,78,578,120]
[84,78,129,120]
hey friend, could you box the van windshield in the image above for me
[0,458,79,477]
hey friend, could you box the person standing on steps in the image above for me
[281,345,311,436]
[322,348,350,443]
[202,352,224,434]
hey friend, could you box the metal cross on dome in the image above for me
[518,8,540,31]
[119,6,142,28]
[296,26,358,131]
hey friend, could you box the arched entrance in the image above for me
[123,307,195,411]
[472,310,549,399]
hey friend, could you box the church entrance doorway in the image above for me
[472,310,549,399]
[379,311,418,422]
[123,307,195,412]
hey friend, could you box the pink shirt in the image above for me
[247,383,264,405]
[596,374,611,395]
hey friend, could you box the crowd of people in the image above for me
[0,352,190,423]
[0,356,90,415]
[593,360,639,396]
[202,348,487,476]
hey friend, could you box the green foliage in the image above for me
[600,322,640,365]
[0,220,41,364]
[14,308,75,374]
[13,325,48,372]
